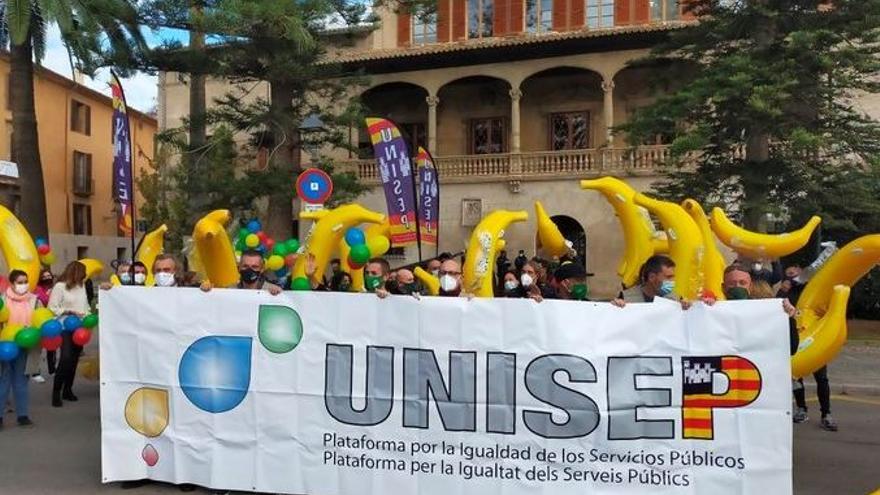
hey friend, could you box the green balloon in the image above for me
[0,298,4,311]
[273,243,289,257]
[291,277,310,291]
[238,228,250,239]
[285,238,300,253]
[350,244,371,265]
[83,314,99,329]
[15,327,41,349]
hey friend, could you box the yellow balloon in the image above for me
[366,235,391,257]
[136,224,168,278]
[78,258,105,280]
[710,208,821,259]
[414,267,440,296]
[192,210,240,288]
[245,234,260,248]
[535,201,569,258]
[463,210,529,297]
[266,255,284,271]
[124,387,170,438]
[0,305,10,323]
[0,324,22,342]
[0,205,41,291]
[31,307,55,329]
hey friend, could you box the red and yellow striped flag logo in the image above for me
[681,356,762,439]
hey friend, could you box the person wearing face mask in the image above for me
[612,255,679,306]
[553,262,590,301]
[330,272,353,292]
[0,270,41,427]
[200,250,282,295]
[366,258,393,298]
[437,259,470,297]
[388,269,423,298]
[426,258,442,278]
[500,270,523,298]
[520,261,554,301]
[152,255,181,287]
[33,268,56,379]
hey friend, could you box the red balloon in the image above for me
[347,257,365,270]
[72,328,91,346]
[37,244,51,255]
[265,239,275,251]
[41,335,62,351]
[284,254,297,267]
[257,231,268,242]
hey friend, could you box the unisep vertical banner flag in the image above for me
[417,147,439,247]
[111,73,134,236]
[366,118,417,245]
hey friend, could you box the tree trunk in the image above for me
[741,130,770,230]
[186,0,208,221]
[9,35,49,238]
[266,81,300,240]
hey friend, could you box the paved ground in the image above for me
[1,343,878,494]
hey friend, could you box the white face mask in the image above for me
[154,272,176,287]
[431,269,440,278]
[439,274,459,293]
[134,273,146,285]
[520,273,534,288]
[13,283,29,295]
[504,280,519,292]
[752,263,763,272]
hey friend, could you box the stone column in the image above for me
[602,79,615,146]
[509,87,523,153]
[426,94,439,154]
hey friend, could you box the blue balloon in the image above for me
[178,336,252,413]
[35,237,48,247]
[344,228,365,247]
[275,267,289,278]
[63,315,82,332]
[246,220,262,234]
[0,341,19,362]
[41,319,63,338]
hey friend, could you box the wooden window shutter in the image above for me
[634,0,650,24]
[570,0,584,29]
[437,0,452,42]
[452,0,467,40]
[509,0,524,33]
[397,7,412,46]
[494,0,509,35]
[615,0,631,25]
[552,0,568,31]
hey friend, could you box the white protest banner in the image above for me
[100,288,792,494]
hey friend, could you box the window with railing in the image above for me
[586,0,615,28]
[468,0,494,38]
[470,117,507,154]
[550,112,590,150]
[412,11,437,45]
[651,0,680,21]
[73,151,93,196]
[526,0,553,33]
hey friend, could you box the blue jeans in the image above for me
[0,351,29,419]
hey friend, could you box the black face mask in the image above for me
[399,282,421,295]
[240,268,262,285]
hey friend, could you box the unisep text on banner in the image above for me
[100,289,792,494]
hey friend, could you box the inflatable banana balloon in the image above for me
[0,205,40,291]
[78,258,105,280]
[797,234,880,316]
[534,201,569,258]
[792,285,850,378]
[414,266,440,296]
[463,210,528,297]
[580,177,658,288]
[136,224,168,283]
[341,220,391,291]
[295,204,386,285]
[710,208,821,259]
[192,210,239,288]
[634,194,704,300]
[681,200,726,300]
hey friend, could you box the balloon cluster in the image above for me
[0,305,98,362]
[233,219,301,280]
[343,227,389,270]
[34,237,56,266]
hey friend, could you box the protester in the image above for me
[47,261,90,407]
[366,258,392,298]
[152,254,181,287]
[521,260,554,301]
[200,250,282,295]
[777,264,805,303]
[438,259,468,297]
[495,250,510,289]
[33,267,55,380]
[514,249,528,271]
[500,270,522,298]
[723,264,799,352]
[426,258,442,278]
[552,262,590,301]
[0,269,40,427]
[391,269,422,296]
[613,255,678,306]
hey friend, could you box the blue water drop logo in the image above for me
[178,336,252,413]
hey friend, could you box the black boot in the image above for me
[62,389,78,402]
[52,390,63,407]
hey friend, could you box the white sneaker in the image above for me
[31,375,46,384]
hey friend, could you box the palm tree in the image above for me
[1,0,145,237]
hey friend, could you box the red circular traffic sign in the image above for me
[295,168,333,204]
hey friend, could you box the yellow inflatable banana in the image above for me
[534,201,569,258]
[0,205,40,291]
[340,220,391,292]
[792,285,850,378]
[710,208,821,259]
[136,224,168,282]
[295,204,386,285]
[192,210,239,288]
[414,266,440,296]
[78,258,105,280]
[580,177,657,288]
[634,193,704,300]
[797,235,880,316]
[463,210,528,297]
[681,200,726,300]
